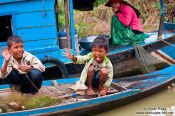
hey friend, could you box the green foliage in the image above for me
[24,96,61,109]
[94,0,107,7]
[57,0,65,31]
[75,20,92,38]
[0,93,63,113]
[57,0,174,38]
[152,2,161,10]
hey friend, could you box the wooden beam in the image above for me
[64,0,71,48]
[153,50,175,65]
[111,83,127,91]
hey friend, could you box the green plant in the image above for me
[0,92,63,113]
[94,0,107,7]
[24,96,61,109]
[57,0,65,31]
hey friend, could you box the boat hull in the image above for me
[41,75,175,116]
[1,64,175,116]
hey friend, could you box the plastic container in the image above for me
[58,30,78,51]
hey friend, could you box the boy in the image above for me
[64,36,113,96]
[0,36,45,94]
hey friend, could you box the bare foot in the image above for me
[99,87,108,97]
[86,88,94,96]
[99,89,107,97]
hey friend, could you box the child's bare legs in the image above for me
[86,65,95,96]
[99,68,109,96]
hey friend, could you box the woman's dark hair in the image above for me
[92,36,109,51]
[7,36,23,47]
[122,1,141,18]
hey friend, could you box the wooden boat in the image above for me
[1,64,175,116]
[65,0,175,78]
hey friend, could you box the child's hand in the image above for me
[64,48,74,59]
[18,64,32,72]
[1,46,11,62]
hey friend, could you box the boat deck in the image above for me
[0,82,120,104]
[0,71,173,101]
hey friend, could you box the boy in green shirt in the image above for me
[64,36,113,96]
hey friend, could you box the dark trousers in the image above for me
[92,71,100,89]
[7,69,43,94]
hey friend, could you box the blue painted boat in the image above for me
[68,0,175,78]
[0,64,175,115]
[78,32,175,77]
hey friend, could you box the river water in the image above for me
[97,86,175,116]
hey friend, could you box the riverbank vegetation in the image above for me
[74,0,175,38]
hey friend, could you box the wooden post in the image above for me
[64,0,71,48]
[158,0,165,39]
[157,15,164,39]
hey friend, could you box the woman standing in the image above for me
[105,0,148,46]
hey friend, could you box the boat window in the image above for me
[0,15,13,43]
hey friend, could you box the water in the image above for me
[97,86,175,116]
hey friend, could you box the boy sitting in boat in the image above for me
[64,36,113,96]
[0,36,45,94]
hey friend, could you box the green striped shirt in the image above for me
[74,52,113,87]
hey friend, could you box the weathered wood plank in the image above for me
[153,50,175,65]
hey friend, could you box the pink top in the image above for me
[116,4,143,32]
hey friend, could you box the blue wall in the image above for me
[0,0,58,49]
[0,0,74,66]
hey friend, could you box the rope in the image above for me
[135,32,175,74]
[25,74,39,91]
[134,43,157,74]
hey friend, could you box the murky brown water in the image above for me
[97,86,175,116]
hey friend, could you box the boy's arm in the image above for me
[64,48,77,62]
[31,57,45,72]
[0,60,12,79]
[1,60,9,74]
[0,47,12,78]
[73,53,91,64]
[103,62,113,87]
[64,48,91,64]
[26,52,45,72]
[69,54,77,62]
